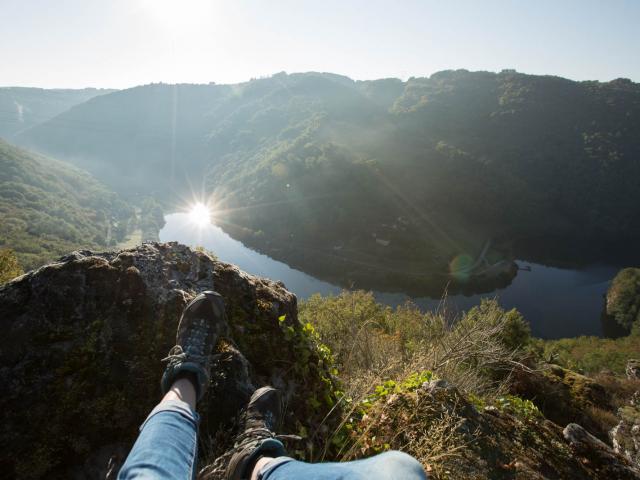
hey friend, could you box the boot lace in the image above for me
[198,425,301,479]
[161,345,208,367]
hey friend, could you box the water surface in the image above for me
[160,213,621,339]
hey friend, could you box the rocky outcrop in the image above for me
[510,364,613,440]
[564,423,640,479]
[350,378,639,479]
[3,241,639,480]
[0,243,341,479]
[611,390,640,469]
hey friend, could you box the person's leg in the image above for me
[118,291,228,480]
[220,386,426,480]
[118,378,200,480]
[257,450,427,480]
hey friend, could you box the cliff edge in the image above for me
[0,242,341,479]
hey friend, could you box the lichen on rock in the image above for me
[0,242,342,479]
[611,388,640,470]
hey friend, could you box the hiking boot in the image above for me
[224,387,294,480]
[161,290,228,402]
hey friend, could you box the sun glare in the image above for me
[188,202,211,227]
[139,0,214,33]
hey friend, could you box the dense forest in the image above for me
[0,139,133,269]
[12,70,640,292]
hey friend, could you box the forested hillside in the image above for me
[0,87,114,139]
[15,71,640,292]
[0,140,133,269]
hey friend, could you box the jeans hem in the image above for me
[139,399,200,432]
[258,457,294,479]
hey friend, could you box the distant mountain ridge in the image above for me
[0,87,116,139]
[12,70,640,292]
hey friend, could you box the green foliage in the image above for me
[363,371,435,408]
[467,392,486,410]
[300,291,461,380]
[535,332,640,374]
[606,267,640,330]
[17,72,640,294]
[276,313,342,412]
[301,291,528,404]
[462,299,531,350]
[299,291,390,373]
[0,140,134,269]
[494,395,542,420]
[0,248,23,284]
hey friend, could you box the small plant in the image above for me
[467,392,486,410]
[494,395,541,420]
[362,371,434,408]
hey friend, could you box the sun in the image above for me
[138,0,214,33]
[188,202,211,227]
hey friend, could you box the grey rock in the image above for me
[627,360,640,380]
[564,423,640,479]
[0,242,341,479]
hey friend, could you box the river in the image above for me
[160,213,623,339]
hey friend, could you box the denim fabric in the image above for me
[118,399,200,480]
[259,451,428,480]
[118,400,427,480]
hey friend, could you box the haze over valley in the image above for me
[4,2,640,478]
[1,68,639,338]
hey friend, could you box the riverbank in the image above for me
[216,219,518,297]
[159,213,630,338]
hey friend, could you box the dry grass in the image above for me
[593,373,640,409]
[337,379,475,479]
[299,292,533,476]
[586,405,620,434]
[539,333,640,375]
[301,291,526,401]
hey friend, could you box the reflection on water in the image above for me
[160,213,621,339]
[160,213,342,297]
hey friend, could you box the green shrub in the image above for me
[301,292,526,398]
[606,267,640,330]
[462,299,531,350]
[537,333,640,375]
[494,395,542,420]
[0,248,23,284]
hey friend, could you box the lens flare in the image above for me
[449,253,474,282]
[188,202,211,227]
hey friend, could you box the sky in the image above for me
[1,0,639,89]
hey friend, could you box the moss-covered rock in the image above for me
[510,364,614,440]
[0,242,342,479]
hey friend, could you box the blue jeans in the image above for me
[258,452,427,480]
[119,399,427,480]
[118,400,200,480]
